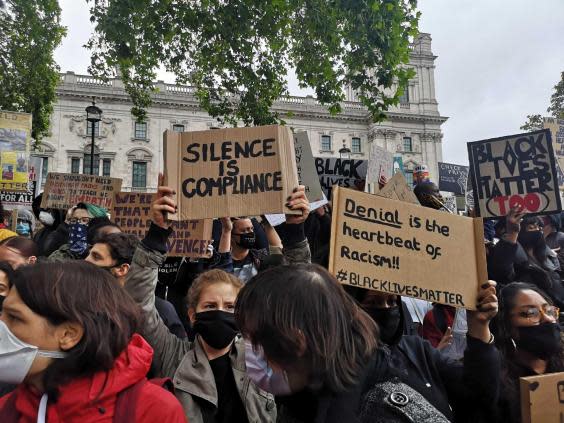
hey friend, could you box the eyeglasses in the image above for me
[512,305,560,323]
[68,217,91,225]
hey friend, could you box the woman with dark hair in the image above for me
[0,237,38,269]
[0,261,186,422]
[235,264,380,423]
[494,282,564,422]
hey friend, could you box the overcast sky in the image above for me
[54,0,564,165]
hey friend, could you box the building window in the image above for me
[40,157,48,183]
[102,159,111,176]
[405,170,414,186]
[321,135,332,151]
[399,86,410,104]
[403,137,413,152]
[132,161,147,189]
[351,137,361,153]
[83,154,100,175]
[173,124,185,132]
[86,121,100,137]
[71,158,80,174]
[134,122,147,140]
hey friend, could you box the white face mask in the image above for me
[245,340,292,396]
[0,320,68,384]
[38,211,55,226]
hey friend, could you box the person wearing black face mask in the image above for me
[349,287,502,423]
[488,208,564,310]
[494,282,564,422]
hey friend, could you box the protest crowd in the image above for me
[0,125,562,423]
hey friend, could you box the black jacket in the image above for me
[488,239,564,309]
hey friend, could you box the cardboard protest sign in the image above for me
[438,162,469,195]
[520,372,564,423]
[315,157,367,201]
[294,132,324,202]
[0,110,32,191]
[366,145,394,194]
[41,173,122,210]
[374,172,419,205]
[468,129,562,219]
[328,186,487,308]
[0,181,36,207]
[113,192,212,257]
[164,125,299,220]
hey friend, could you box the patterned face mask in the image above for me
[68,223,89,255]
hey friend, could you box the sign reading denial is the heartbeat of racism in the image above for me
[329,186,487,308]
[164,125,299,220]
[468,129,562,219]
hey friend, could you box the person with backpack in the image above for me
[0,261,186,422]
[349,287,501,423]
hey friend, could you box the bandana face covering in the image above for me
[0,320,68,384]
[68,223,89,255]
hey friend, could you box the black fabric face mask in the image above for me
[193,310,238,349]
[516,322,561,360]
[364,306,401,345]
[236,232,256,249]
[518,230,545,251]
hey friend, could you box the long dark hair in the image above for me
[12,261,142,400]
[494,282,564,417]
[235,264,378,393]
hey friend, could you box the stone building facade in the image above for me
[34,33,447,192]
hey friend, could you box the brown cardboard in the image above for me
[41,173,122,210]
[520,372,564,423]
[112,192,212,258]
[374,172,420,204]
[328,186,487,309]
[164,125,299,220]
[294,132,324,202]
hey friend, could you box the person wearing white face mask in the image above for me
[0,261,187,423]
[31,193,66,257]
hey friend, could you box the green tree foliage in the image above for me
[86,0,419,125]
[0,0,66,141]
[520,114,543,132]
[548,71,564,119]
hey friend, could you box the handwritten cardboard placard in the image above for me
[468,129,561,219]
[520,372,564,423]
[294,132,324,202]
[438,162,469,195]
[314,157,367,201]
[366,144,394,194]
[374,172,419,205]
[328,186,486,308]
[164,125,299,220]
[41,173,122,210]
[113,192,212,257]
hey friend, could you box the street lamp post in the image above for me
[85,99,102,175]
[338,141,351,159]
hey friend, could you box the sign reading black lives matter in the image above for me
[329,186,487,309]
[467,129,561,219]
[438,162,469,195]
[314,157,367,200]
[164,125,299,220]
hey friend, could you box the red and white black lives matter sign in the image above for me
[467,129,562,219]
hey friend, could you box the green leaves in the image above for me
[520,114,544,132]
[86,0,419,125]
[0,0,66,141]
[548,71,564,120]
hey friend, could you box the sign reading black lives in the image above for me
[467,129,562,219]
[438,162,469,195]
[314,157,367,201]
